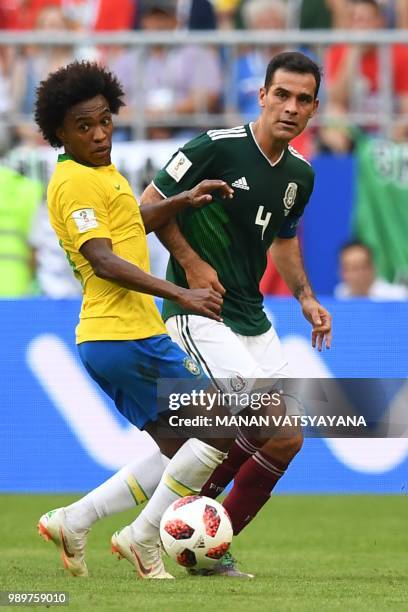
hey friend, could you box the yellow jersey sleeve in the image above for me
[59,174,112,251]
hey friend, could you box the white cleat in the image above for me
[37,508,89,577]
[111,526,174,580]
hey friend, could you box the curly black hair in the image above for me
[35,61,125,148]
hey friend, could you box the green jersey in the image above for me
[154,124,315,335]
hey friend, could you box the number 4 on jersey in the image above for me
[255,205,271,240]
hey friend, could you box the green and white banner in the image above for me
[355,137,408,283]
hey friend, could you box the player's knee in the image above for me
[262,430,304,464]
[284,431,304,458]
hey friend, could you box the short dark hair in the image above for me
[352,0,380,10]
[264,51,322,98]
[141,0,176,18]
[339,240,374,260]
[35,61,125,148]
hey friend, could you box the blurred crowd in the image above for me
[0,0,408,152]
[1,0,408,299]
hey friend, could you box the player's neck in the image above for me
[251,120,287,164]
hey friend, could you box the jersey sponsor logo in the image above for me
[232,177,250,190]
[283,182,298,216]
[183,356,201,376]
[207,126,247,141]
[114,183,121,190]
[71,208,98,233]
[165,151,192,182]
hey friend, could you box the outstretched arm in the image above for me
[80,237,223,321]
[140,183,226,294]
[139,179,233,234]
[270,236,332,350]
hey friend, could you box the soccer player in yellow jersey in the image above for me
[34,61,237,579]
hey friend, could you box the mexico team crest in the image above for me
[283,182,298,215]
[183,357,201,376]
[229,373,247,392]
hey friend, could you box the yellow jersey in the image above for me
[47,154,166,343]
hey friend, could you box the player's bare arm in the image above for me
[80,237,224,321]
[270,236,332,350]
[140,183,226,295]
[140,179,233,234]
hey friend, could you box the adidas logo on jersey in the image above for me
[232,177,250,190]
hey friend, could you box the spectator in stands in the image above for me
[335,241,408,300]
[0,166,42,297]
[176,0,216,30]
[374,0,408,28]
[396,0,408,28]
[0,0,136,30]
[299,0,349,30]
[230,0,288,122]
[3,1,137,66]
[229,0,314,158]
[321,0,408,153]
[213,0,241,29]
[10,5,76,144]
[0,0,60,30]
[109,0,222,139]
[61,1,137,65]
[67,0,136,31]
[0,1,17,29]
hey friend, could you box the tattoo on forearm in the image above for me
[294,284,307,300]
[294,283,315,301]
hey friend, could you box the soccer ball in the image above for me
[159,495,233,569]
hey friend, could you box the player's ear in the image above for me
[56,126,65,145]
[259,87,267,108]
[310,98,319,118]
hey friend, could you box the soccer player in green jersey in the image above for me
[140,50,333,573]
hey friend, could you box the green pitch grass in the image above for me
[0,495,407,611]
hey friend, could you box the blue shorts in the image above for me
[78,335,210,429]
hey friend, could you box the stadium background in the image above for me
[1,1,408,498]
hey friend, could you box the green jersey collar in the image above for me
[57,153,74,163]
[57,153,114,169]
